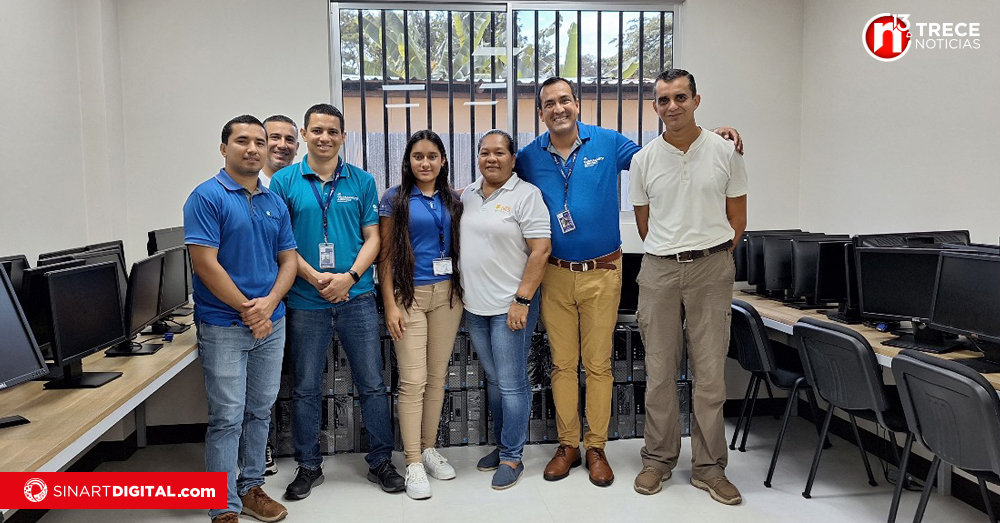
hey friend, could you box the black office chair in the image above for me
[727,311,777,452]
[730,299,825,487]
[793,317,914,522]
[892,349,1000,523]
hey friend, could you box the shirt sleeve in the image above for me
[616,131,642,171]
[361,173,380,227]
[269,171,287,202]
[726,148,749,198]
[182,191,221,248]
[275,199,298,252]
[627,150,650,206]
[378,186,397,217]
[518,186,552,239]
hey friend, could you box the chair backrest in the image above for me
[793,317,889,415]
[891,350,1000,474]
[731,299,775,375]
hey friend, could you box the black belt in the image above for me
[654,240,733,263]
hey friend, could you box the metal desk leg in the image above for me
[937,461,952,496]
[136,402,147,449]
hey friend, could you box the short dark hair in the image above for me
[303,104,344,130]
[221,114,263,145]
[478,129,516,155]
[536,76,578,110]
[263,114,297,130]
[655,69,697,97]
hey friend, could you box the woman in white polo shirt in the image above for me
[378,130,465,500]
[460,130,552,489]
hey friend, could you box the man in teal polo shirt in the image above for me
[516,76,742,487]
[270,104,403,499]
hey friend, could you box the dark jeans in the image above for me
[288,293,393,469]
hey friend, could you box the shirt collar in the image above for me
[474,173,520,197]
[408,185,439,198]
[215,168,267,194]
[298,155,349,180]
[540,121,590,151]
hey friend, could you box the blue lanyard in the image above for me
[550,149,579,210]
[415,193,447,257]
[308,160,345,243]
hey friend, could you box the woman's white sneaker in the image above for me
[422,448,457,480]
[405,463,432,500]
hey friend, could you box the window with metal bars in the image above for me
[332,4,674,211]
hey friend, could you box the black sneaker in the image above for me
[284,466,324,500]
[264,443,278,476]
[367,459,406,493]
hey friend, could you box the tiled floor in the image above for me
[39,416,987,523]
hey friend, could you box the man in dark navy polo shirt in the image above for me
[516,77,742,488]
[270,104,404,499]
[184,114,298,523]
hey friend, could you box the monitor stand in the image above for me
[43,361,122,390]
[144,320,191,335]
[105,338,164,357]
[0,415,30,429]
[172,305,193,317]
[882,324,965,354]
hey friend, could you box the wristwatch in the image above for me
[514,294,531,306]
[347,269,360,283]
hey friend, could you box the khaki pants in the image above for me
[540,259,621,449]
[637,250,734,480]
[394,281,464,464]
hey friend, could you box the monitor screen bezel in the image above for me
[124,253,165,337]
[46,262,127,367]
[157,246,189,317]
[855,247,943,323]
[929,251,1000,346]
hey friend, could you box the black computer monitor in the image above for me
[760,233,834,300]
[0,254,29,301]
[930,252,1000,372]
[740,230,803,291]
[619,253,642,319]
[106,253,165,357]
[69,248,128,307]
[940,242,1000,255]
[856,247,963,353]
[853,230,970,248]
[21,259,87,357]
[145,246,191,335]
[44,263,126,389]
[787,237,849,309]
[37,255,78,267]
[148,227,193,315]
[37,245,88,262]
[734,236,748,282]
[814,241,861,324]
[0,270,49,429]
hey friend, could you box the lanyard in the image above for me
[550,149,579,210]
[308,160,345,243]
[416,193,447,257]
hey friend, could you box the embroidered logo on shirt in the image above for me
[583,156,605,168]
[337,193,359,203]
[494,204,512,213]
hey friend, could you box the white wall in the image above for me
[117,0,331,263]
[680,0,805,230]
[799,0,1000,243]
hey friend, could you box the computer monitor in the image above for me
[147,227,193,315]
[106,253,165,357]
[37,245,88,262]
[787,236,850,309]
[856,247,963,353]
[0,254,29,301]
[69,248,128,307]
[759,233,831,299]
[21,259,87,357]
[853,230,970,248]
[145,246,191,335]
[0,270,49,429]
[740,230,802,290]
[734,236,748,282]
[44,262,126,389]
[930,252,1000,372]
[940,242,1000,255]
[618,253,642,321]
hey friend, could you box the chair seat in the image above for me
[848,386,908,433]
[768,366,807,390]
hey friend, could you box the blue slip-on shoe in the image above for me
[491,463,524,490]
[477,448,501,471]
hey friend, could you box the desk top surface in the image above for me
[0,325,198,472]
[733,291,1000,389]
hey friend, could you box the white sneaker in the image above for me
[422,448,457,480]
[405,463,432,500]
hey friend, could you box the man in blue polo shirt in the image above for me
[517,77,742,488]
[184,114,298,523]
[270,103,404,499]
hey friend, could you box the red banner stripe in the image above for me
[0,472,227,509]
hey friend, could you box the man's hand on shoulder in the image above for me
[713,127,744,156]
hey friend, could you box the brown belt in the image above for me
[653,240,733,263]
[548,250,622,272]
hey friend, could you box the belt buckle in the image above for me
[675,252,694,263]
[570,261,589,272]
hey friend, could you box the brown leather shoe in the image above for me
[543,445,582,481]
[585,448,614,487]
[212,513,240,523]
[691,475,743,505]
[240,486,288,522]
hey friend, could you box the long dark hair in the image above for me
[387,130,463,309]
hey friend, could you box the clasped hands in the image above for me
[313,272,354,304]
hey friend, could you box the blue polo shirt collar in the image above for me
[408,185,439,198]
[214,168,268,194]
[298,155,349,180]
[538,122,592,150]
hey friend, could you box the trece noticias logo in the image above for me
[863,13,982,62]
[24,478,47,503]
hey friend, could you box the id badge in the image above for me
[433,257,453,276]
[556,209,577,234]
[319,243,336,269]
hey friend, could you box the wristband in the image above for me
[348,269,360,283]
[514,295,531,306]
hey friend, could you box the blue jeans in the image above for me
[198,317,285,518]
[288,292,393,469]
[465,294,539,463]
